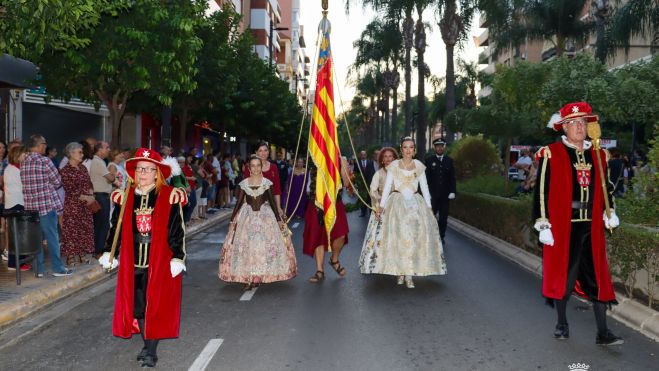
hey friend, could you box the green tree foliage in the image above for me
[37,0,205,146]
[447,135,501,179]
[0,0,130,60]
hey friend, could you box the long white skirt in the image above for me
[376,193,447,276]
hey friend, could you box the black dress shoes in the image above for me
[136,347,148,362]
[596,330,624,346]
[141,354,158,368]
[554,323,569,339]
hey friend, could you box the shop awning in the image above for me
[0,54,37,89]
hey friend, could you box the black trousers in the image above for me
[432,196,449,239]
[93,193,111,254]
[555,222,609,334]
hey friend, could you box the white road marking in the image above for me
[239,287,258,301]
[292,222,300,229]
[188,338,224,371]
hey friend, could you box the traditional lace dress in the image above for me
[376,160,447,276]
[219,178,297,284]
[359,168,387,273]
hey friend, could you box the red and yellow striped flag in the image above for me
[309,18,341,242]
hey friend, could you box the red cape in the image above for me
[112,185,183,339]
[542,142,615,301]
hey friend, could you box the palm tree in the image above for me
[608,0,659,54]
[346,0,418,138]
[479,1,595,58]
[437,0,478,143]
[414,1,434,157]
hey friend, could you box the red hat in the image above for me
[125,148,172,181]
[553,101,599,130]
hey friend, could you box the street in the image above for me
[0,212,657,371]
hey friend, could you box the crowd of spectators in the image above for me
[0,136,246,277]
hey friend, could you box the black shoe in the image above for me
[136,347,148,362]
[141,354,158,368]
[596,330,624,346]
[554,324,569,339]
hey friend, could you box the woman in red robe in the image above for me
[99,148,188,367]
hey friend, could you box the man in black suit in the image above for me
[354,150,376,217]
[425,138,456,244]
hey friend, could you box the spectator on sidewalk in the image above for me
[3,144,31,271]
[90,141,115,257]
[0,140,7,261]
[195,157,209,219]
[21,135,72,277]
[60,142,95,266]
[46,146,59,168]
[182,155,198,222]
[107,149,128,191]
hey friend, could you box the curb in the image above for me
[0,210,232,331]
[448,216,659,343]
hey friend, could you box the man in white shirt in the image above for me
[514,149,533,180]
[90,141,115,256]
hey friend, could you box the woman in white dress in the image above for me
[219,155,297,290]
[359,147,397,274]
[376,137,447,288]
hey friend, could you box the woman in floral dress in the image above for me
[376,137,447,288]
[220,155,297,290]
[60,142,95,265]
[359,147,397,274]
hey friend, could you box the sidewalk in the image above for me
[0,209,232,331]
[448,216,659,343]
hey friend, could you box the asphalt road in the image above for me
[0,211,657,371]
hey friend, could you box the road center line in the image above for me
[188,338,224,371]
[292,222,300,229]
[239,287,258,301]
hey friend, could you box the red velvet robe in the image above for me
[112,185,183,339]
[542,142,616,302]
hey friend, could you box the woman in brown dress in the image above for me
[60,142,95,265]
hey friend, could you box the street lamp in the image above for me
[269,19,288,67]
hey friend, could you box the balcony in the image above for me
[479,14,488,28]
[478,51,489,65]
[477,29,489,47]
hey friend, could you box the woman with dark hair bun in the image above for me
[376,137,447,288]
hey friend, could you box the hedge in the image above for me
[452,191,659,307]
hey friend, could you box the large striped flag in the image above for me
[309,15,341,243]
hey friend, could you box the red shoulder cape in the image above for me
[112,184,183,339]
[542,142,615,301]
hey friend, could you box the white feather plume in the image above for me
[162,156,181,178]
[547,112,562,129]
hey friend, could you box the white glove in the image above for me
[539,229,555,246]
[98,252,118,270]
[170,260,186,278]
[603,210,620,229]
[448,193,456,200]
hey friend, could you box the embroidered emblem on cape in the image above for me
[574,162,592,188]
[135,207,154,234]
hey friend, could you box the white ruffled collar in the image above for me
[561,135,592,150]
[239,177,272,197]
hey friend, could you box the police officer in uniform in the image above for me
[425,138,456,244]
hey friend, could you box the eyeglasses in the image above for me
[135,166,157,174]
[565,119,586,126]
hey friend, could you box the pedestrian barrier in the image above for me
[4,210,41,285]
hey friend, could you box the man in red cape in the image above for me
[99,148,188,367]
[534,102,622,346]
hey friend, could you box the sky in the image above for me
[299,1,482,113]
[207,1,483,113]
